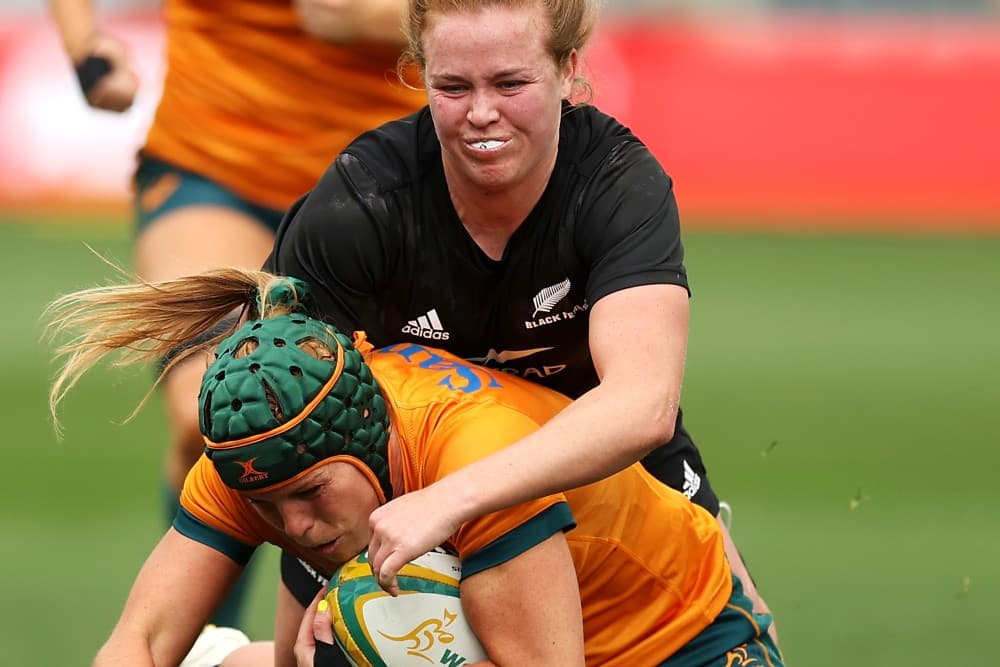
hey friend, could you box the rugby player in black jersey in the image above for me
[265,0,780,663]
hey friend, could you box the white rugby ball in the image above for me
[325,549,487,667]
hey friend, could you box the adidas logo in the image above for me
[401,308,451,341]
[682,459,701,500]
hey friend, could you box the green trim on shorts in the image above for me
[133,155,286,234]
[660,575,784,667]
[461,503,576,579]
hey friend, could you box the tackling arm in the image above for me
[368,283,689,589]
[47,0,97,62]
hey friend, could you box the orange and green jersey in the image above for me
[177,341,731,666]
[372,343,732,666]
[143,0,426,210]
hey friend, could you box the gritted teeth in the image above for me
[472,140,505,150]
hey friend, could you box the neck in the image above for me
[447,157,555,261]
[452,193,529,261]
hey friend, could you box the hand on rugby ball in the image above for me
[319,549,487,667]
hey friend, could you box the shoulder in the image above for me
[272,111,440,255]
[556,107,674,212]
[338,106,438,193]
[561,103,632,141]
[559,104,650,171]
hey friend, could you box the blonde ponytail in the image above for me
[44,266,282,433]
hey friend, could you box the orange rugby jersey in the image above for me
[372,343,733,667]
[178,341,732,666]
[143,0,426,210]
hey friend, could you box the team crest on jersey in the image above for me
[524,278,588,329]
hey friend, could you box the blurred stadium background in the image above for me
[1,0,998,665]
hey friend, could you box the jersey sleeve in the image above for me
[175,455,263,565]
[413,403,576,578]
[263,155,394,333]
[575,141,689,304]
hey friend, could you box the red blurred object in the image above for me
[587,14,1000,231]
[2,10,998,231]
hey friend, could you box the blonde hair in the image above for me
[399,0,599,100]
[44,266,299,434]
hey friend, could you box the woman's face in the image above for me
[423,4,576,195]
[243,460,379,572]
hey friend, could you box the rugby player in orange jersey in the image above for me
[47,271,782,667]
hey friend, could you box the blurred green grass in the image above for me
[2,219,997,665]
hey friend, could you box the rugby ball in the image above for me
[325,549,487,667]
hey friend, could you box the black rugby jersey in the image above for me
[266,103,717,512]
[267,104,686,396]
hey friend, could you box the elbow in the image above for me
[652,412,676,447]
[591,377,680,458]
[631,395,678,458]
[646,411,676,454]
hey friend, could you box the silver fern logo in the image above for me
[532,279,571,317]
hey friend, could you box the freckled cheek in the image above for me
[513,96,554,131]
[430,100,467,131]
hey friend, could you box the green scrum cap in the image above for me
[198,278,391,498]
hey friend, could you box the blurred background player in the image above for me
[46,0,425,634]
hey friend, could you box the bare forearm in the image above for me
[93,649,154,666]
[92,531,238,667]
[437,381,675,522]
[47,0,98,61]
[366,285,690,591]
[93,632,158,667]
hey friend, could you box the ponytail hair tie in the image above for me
[257,277,314,317]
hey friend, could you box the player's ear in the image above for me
[559,49,578,99]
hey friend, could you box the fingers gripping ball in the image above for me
[326,550,487,667]
[199,313,391,498]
